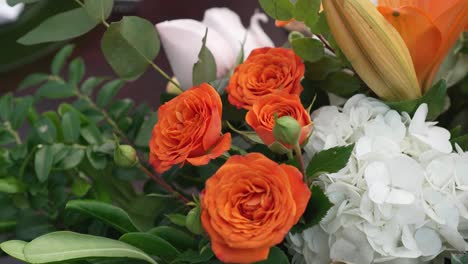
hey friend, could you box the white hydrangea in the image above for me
[290,94,468,264]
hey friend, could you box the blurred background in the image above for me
[0,0,288,109]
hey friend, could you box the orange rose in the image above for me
[201,153,311,263]
[226,47,305,110]
[246,93,312,148]
[149,83,231,173]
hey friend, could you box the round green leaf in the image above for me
[292,37,324,63]
[84,0,114,22]
[22,231,157,264]
[259,0,294,20]
[101,16,160,80]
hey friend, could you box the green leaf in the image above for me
[119,232,180,261]
[192,29,217,86]
[256,247,289,264]
[51,44,75,75]
[10,96,33,129]
[452,253,468,264]
[37,81,76,99]
[81,77,106,95]
[185,207,203,235]
[86,147,107,170]
[81,124,104,145]
[18,73,49,91]
[166,214,186,227]
[294,0,321,28]
[0,177,25,194]
[69,58,86,86]
[452,134,468,151]
[173,248,214,264]
[84,0,114,22]
[387,80,447,120]
[66,200,140,233]
[148,226,197,250]
[321,71,361,97]
[304,55,341,80]
[6,0,39,5]
[34,145,54,182]
[18,8,98,45]
[22,231,157,264]
[72,177,92,197]
[35,117,57,144]
[16,210,56,240]
[259,0,294,20]
[109,99,134,120]
[101,16,160,80]
[97,79,125,107]
[292,37,324,63]
[291,185,332,234]
[306,144,354,179]
[135,112,157,147]
[0,240,27,262]
[0,93,13,121]
[62,111,81,143]
[59,148,85,169]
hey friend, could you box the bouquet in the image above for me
[0,0,467,263]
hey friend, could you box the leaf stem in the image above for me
[317,34,335,54]
[148,61,181,89]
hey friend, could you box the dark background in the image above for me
[2,0,288,109]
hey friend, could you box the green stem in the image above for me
[287,151,294,160]
[4,121,22,145]
[293,144,306,177]
[148,61,181,89]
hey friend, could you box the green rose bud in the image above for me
[273,116,301,146]
[185,206,203,235]
[114,145,138,168]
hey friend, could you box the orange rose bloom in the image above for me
[149,83,231,173]
[246,93,312,147]
[201,153,311,263]
[226,47,305,110]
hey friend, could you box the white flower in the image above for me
[156,7,273,89]
[291,94,468,264]
[0,0,23,25]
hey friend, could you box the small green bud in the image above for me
[114,145,138,168]
[273,116,301,146]
[185,206,203,235]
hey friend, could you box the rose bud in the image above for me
[114,145,139,168]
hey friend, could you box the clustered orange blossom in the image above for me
[149,47,311,263]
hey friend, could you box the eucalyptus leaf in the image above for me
[66,200,140,233]
[22,231,157,264]
[306,144,354,179]
[192,29,217,86]
[101,16,160,80]
[294,0,321,28]
[18,8,98,45]
[258,0,294,20]
[291,37,324,63]
[84,0,114,22]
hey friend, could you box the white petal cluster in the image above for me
[290,94,468,264]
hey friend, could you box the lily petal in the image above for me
[378,6,442,87]
[156,19,236,89]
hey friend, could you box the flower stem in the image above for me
[293,144,306,177]
[317,34,335,54]
[137,163,190,203]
